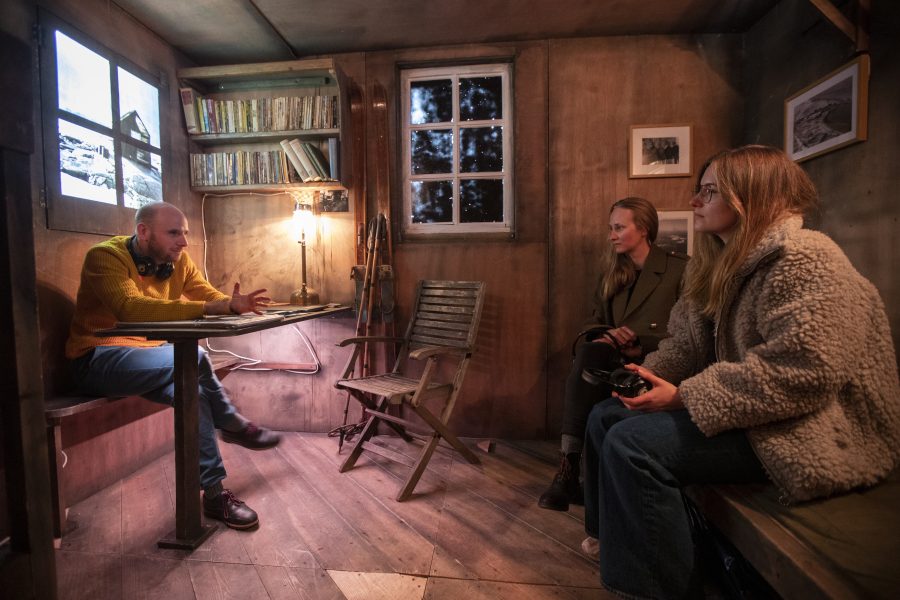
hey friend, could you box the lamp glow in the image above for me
[290,199,320,306]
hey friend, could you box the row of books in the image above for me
[180,88,338,135]
[280,138,339,183]
[190,150,301,187]
[189,139,338,187]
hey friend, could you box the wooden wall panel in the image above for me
[546,35,743,436]
[392,242,549,437]
[60,400,172,506]
[361,41,551,438]
[202,315,357,433]
[24,0,200,502]
[743,1,900,361]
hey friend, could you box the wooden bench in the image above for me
[45,356,240,538]
[685,471,900,599]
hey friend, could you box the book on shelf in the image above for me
[179,87,201,134]
[327,138,340,181]
[280,139,312,182]
[185,94,339,136]
[190,149,300,187]
[302,142,331,180]
[288,139,322,182]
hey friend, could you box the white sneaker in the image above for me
[581,536,599,560]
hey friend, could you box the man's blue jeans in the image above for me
[583,398,766,599]
[72,344,241,490]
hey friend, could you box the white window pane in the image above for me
[58,119,116,204]
[411,129,454,174]
[118,67,160,148]
[410,80,452,124]
[55,31,112,128]
[123,142,162,209]
[460,179,503,222]
[459,76,503,121]
[411,180,454,223]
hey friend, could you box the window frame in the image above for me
[39,10,167,235]
[400,62,514,238]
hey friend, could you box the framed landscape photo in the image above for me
[629,124,692,178]
[656,211,693,256]
[785,55,869,162]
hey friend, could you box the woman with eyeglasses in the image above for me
[538,197,688,512]
[580,145,900,598]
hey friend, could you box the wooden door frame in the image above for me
[0,28,58,600]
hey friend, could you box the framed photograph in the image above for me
[320,189,349,212]
[656,211,694,256]
[785,55,869,162]
[629,124,692,178]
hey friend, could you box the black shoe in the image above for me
[203,489,259,530]
[538,452,582,511]
[221,422,281,450]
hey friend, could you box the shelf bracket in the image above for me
[807,0,870,52]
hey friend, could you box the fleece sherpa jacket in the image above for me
[643,216,900,503]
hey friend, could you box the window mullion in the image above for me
[107,61,123,208]
[452,75,460,226]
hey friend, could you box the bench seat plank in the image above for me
[686,470,900,599]
[45,396,120,421]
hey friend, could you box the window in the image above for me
[39,12,164,234]
[401,63,513,237]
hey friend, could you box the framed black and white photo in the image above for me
[656,211,693,256]
[319,189,350,213]
[628,124,692,178]
[785,55,869,162]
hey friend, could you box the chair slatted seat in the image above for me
[334,280,485,501]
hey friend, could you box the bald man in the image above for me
[67,201,279,530]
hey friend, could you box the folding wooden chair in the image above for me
[335,280,485,500]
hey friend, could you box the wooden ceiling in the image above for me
[112,0,781,65]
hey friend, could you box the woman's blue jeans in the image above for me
[72,344,239,490]
[583,398,766,599]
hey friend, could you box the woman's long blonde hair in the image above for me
[683,145,818,317]
[597,197,658,300]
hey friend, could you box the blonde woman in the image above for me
[539,197,687,511]
[581,146,900,598]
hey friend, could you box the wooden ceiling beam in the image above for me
[808,0,870,52]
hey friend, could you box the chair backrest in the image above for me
[405,280,485,354]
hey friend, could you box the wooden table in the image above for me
[97,305,350,549]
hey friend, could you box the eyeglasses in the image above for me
[693,184,718,204]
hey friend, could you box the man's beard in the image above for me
[147,235,179,263]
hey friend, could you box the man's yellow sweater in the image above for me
[66,236,229,359]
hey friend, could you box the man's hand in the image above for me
[205,283,270,315]
[228,283,270,315]
[615,364,683,412]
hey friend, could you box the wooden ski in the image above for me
[371,83,397,365]
[349,79,367,265]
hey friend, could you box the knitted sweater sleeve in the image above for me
[84,245,224,321]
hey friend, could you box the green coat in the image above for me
[587,244,688,356]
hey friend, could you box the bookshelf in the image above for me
[177,58,349,193]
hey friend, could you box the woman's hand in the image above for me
[595,326,642,358]
[615,364,683,412]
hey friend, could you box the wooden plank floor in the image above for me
[55,433,609,599]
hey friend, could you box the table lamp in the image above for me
[290,197,320,306]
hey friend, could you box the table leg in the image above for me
[158,339,217,549]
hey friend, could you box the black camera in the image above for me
[582,367,651,398]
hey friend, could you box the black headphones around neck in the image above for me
[128,235,174,280]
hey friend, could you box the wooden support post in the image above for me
[808,0,869,52]
[157,339,217,549]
